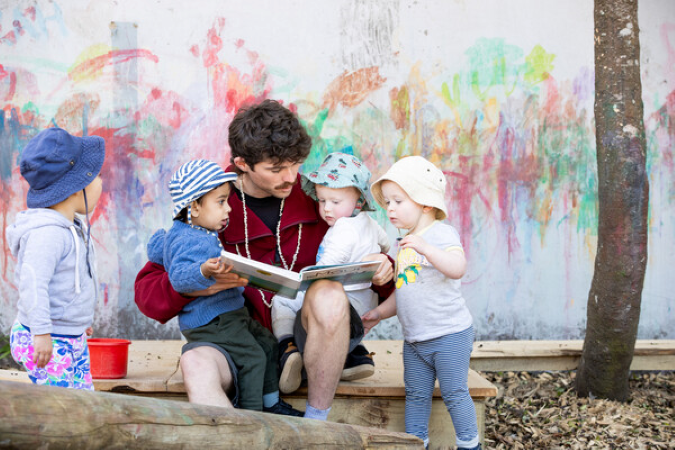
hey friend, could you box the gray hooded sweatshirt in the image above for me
[7,208,99,336]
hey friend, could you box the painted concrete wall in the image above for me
[1,0,673,341]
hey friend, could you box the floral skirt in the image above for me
[10,320,93,390]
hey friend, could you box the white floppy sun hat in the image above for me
[371,155,448,220]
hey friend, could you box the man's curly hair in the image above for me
[228,99,312,171]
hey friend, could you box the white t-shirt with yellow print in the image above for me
[395,220,473,343]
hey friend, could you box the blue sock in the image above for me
[303,402,331,420]
[263,391,280,408]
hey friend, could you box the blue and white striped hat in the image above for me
[169,159,237,218]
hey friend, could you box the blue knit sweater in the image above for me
[147,220,245,331]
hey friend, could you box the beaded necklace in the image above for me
[236,177,302,308]
[187,204,224,251]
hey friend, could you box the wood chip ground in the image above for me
[482,371,674,449]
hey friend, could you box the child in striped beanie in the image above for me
[146,159,302,416]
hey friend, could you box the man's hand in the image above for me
[362,253,393,286]
[33,334,53,368]
[188,264,248,297]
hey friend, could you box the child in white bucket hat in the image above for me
[271,151,390,394]
[8,127,105,391]
[146,159,301,417]
[364,155,481,450]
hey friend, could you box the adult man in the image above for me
[135,99,394,419]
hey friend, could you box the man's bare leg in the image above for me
[180,345,235,408]
[301,280,350,411]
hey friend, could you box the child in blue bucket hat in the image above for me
[145,159,302,417]
[273,151,390,394]
[7,127,105,390]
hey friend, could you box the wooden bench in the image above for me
[1,339,496,448]
[469,340,675,372]
[5,339,672,446]
[285,340,497,448]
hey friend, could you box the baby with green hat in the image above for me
[273,151,391,394]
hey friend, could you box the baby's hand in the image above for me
[201,257,223,279]
[85,327,94,336]
[361,309,381,335]
[33,334,53,368]
[399,235,430,255]
[210,261,231,276]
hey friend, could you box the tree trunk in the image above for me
[576,0,649,401]
[0,381,423,449]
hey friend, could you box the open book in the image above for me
[220,250,382,299]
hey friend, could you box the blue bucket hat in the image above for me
[169,159,237,219]
[20,127,105,208]
[303,152,375,212]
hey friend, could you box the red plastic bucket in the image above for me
[88,338,131,379]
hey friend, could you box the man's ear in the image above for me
[233,157,249,173]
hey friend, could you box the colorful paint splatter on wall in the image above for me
[1,0,673,340]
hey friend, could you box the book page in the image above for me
[298,260,382,289]
[220,251,302,298]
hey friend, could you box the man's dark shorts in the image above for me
[293,303,364,354]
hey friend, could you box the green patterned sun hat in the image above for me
[303,152,375,212]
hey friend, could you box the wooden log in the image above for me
[0,381,422,449]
